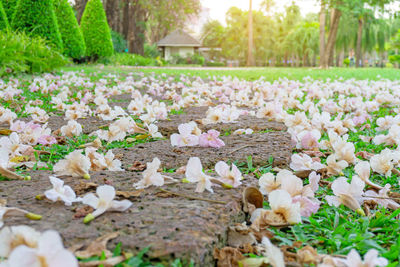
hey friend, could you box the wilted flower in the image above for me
[37,135,57,145]
[370,149,395,177]
[326,154,348,176]
[133,157,165,189]
[290,153,326,172]
[60,120,82,138]
[364,184,400,210]
[354,161,383,190]
[0,226,40,258]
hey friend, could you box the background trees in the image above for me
[0,0,8,30]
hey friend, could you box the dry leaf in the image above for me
[175,165,186,174]
[79,256,125,267]
[303,151,325,157]
[227,224,257,248]
[73,206,94,219]
[128,161,146,171]
[74,182,98,195]
[251,210,290,231]
[213,247,245,267]
[297,246,319,265]
[75,232,119,258]
[0,129,13,135]
[116,190,143,198]
[356,151,374,159]
[242,187,263,213]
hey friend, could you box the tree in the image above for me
[80,0,114,58]
[0,0,8,30]
[247,0,255,66]
[54,0,86,59]
[12,0,63,49]
[1,0,17,24]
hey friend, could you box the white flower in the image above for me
[326,176,365,214]
[268,189,302,224]
[214,161,242,188]
[0,226,40,258]
[82,185,132,219]
[147,124,163,138]
[326,154,348,176]
[290,154,326,172]
[53,150,91,179]
[258,170,292,195]
[354,161,382,190]
[185,157,213,193]
[261,237,285,267]
[370,149,395,177]
[170,123,200,147]
[133,157,164,189]
[104,150,123,171]
[343,249,388,267]
[1,230,78,267]
[0,132,31,157]
[60,120,82,138]
[44,176,81,206]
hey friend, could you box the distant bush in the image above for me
[0,30,68,76]
[111,31,127,53]
[169,53,205,65]
[80,0,114,59]
[205,61,225,67]
[389,55,400,65]
[191,53,205,65]
[144,43,160,58]
[12,0,63,49]
[54,0,85,59]
[0,0,8,30]
[110,53,156,66]
[343,58,350,67]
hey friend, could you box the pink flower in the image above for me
[199,130,225,148]
[37,135,57,145]
[292,195,320,217]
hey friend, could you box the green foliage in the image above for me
[80,0,113,59]
[205,61,225,67]
[0,30,68,76]
[1,0,17,23]
[12,0,63,49]
[169,53,205,65]
[111,30,127,53]
[388,54,400,64]
[54,0,85,59]
[110,53,156,66]
[144,43,160,58]
[0,0,8,30]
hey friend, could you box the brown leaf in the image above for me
[73,206,94,219]
[297,246,319,265]
[55,135,67,145]
[251,210,289,231]
[79,256,125,267]
[227,224,257,248]
[74,182,98,195]
[213,247,245,267]
[75,232,119,258]
[242,187,263,213]
[128,161,146,171]
[303,151,325,157]
[175,165,186,174]
[116,190,143,198]
[356,151,374,160]
[0,129,13,136]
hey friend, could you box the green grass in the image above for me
[61,65,400,81]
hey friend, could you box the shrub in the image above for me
[111,30,127,53]
[80,0,113,59]
[0,30,68,76]
[343,58,350,67]
[54,0,85,59]
[0,0,8,30]
[110,53,156,66]
[1,0,17,24]
[12,0,63,49]
[205,61,225,67]
[389,55,400,65]
[191,53,205,65]
[144,43,160,58]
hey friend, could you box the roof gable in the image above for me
[157,29,201,47]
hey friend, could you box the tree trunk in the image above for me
[247,0,255,66]
[319,0,326,67]
[105,0,119,32]
[356,17,363,68]
[75,0,88,23]
[322,8,342,69]
[128,0,146,55]
[122,0,130,39]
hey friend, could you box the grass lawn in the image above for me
[62,65,400,81]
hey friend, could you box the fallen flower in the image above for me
[170,122,200,147]
[215,161,242,188]
[44,176,81,206]
[0,150,30,180]
[326,154,348,176]
[290,153,326,172]
[0,225,41,258]
[53,150,91,179]
[82,185,132,223]
[343,249,388,267]
[185,157,213,193]
[199,130,225,148]
[354,161,383,190]
[0,203,42,228]
[133,157,175,189]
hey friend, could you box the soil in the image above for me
[115,132,293,170]
[1,170,257,266]
[157,106,286,137]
